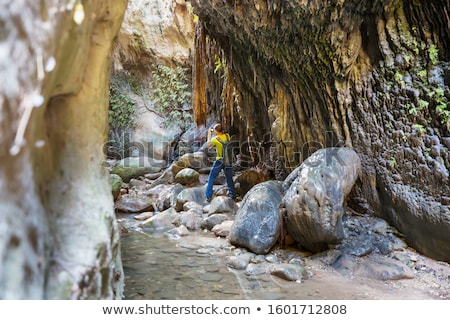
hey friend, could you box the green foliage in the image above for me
[429,87,450,124]
[417,70,427,78]
[428,44,439,65]
[389,156,397,167]
[418,99,429,110]
[108,76,137,156]
[413,123,425,133]
[150,65,193,129]
[109,79,136,131]
[394,71,405,88]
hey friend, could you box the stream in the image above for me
[118,213,449,300]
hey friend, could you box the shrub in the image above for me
[108,76,137,158]
[150,65,193,129]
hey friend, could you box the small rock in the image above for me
[133,211,154,221]
[212,220,234,237]
[270,263,307,281]
[226,255,251,270]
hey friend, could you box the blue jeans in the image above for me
[205,160,236,199]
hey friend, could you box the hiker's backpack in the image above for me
[217,134,234,167]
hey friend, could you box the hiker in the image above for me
[205,123,236,201]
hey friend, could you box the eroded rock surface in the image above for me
[0,0,127,299]
[281,148,361,252]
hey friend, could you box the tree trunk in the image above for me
[0,1,127,299]
[191,0,450,262]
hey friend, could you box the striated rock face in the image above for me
[191,0,450,262]
[0,1,127,299]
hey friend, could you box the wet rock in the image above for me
[160,183,185,210]
[265,254,281,264]
[376,180,450,262]
[207,196,238,215]
[270,263,307,281]
[183,201,203,212]
[145,172,163,180]
[212,220,234,237]
[442,137,450,149]
[201,214,230,230]
[174,168,200,185]
[180,209,203,230]
[139,207,179,229]
[433,160,449,183]
[226,256,248,270]
[244,262,271,276]
[229,180,283,255]
[115,194,155,213]
[340,215,407,256]
[281,147,361,253]
[175,185,207,211]
[165,225,190,238]
[133,212,154,221]
[226,253,253,270]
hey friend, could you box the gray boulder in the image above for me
[175,185,207,211]
[281,147,361,252]
[229,180,283,254]
[174,167,200,185]
[114,194,155,213]
[207,196,238,215]
[111,156,165,182]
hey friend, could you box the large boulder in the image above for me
[229,180,283,254]
[281,147,361,253]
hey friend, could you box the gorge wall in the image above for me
[111,0,195,161]
[0,0,126,298]
[191,0,450,262]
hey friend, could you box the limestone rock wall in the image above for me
[191,0,450,262]
[113,0,195,70]
[110,0,195,161]
[0,0,127,299]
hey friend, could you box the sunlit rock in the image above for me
[174,167,200,185]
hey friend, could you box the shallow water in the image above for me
[120,228,307,300]
[119,213,447,300]
[119,210,323,300]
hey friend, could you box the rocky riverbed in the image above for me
[114,158,450,300]
[118,209,449,300]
